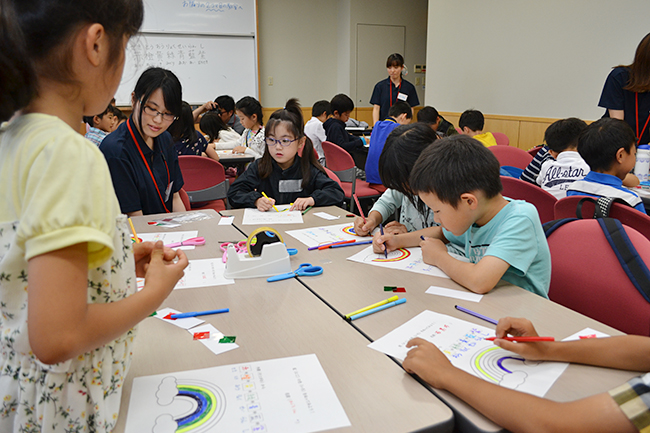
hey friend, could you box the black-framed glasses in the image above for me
[143,105,177,122]
[265,137,298,147]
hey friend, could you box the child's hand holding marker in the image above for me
[255,192,277,212]
[491,317,554,361]
[419,236,448,267]
[373,230,399,255]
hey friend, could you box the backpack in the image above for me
[543,196,650,303]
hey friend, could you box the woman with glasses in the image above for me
[101,67,186,215]
[227,99,344,211]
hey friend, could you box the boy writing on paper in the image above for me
[373,135,551,297]
[403,317,649,433]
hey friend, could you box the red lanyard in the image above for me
[635,92,650,142]
[389,78,402,107]
[127,118,171,213]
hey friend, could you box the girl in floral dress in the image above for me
[0,1,188,432]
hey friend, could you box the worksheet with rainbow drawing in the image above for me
[285,223,373,248]
[346,246,451,279]
[368,310,569,397]
[124,354,350,433]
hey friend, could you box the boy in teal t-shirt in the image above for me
[374,135,551,297]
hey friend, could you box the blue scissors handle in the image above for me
[294,263,323,277]
[267,263,323,282]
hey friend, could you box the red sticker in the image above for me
[393,287,406,292]
[193,332,210,340]
[163,313,175,320]
[579,334,597,339]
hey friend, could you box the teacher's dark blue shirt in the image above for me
[100,118,184,215]
[370,77,419,121]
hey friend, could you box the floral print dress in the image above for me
[0,216,137,433]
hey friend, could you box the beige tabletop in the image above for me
[114,209,453,433]
[224,206,643,433]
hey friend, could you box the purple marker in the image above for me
[454,305,498,326]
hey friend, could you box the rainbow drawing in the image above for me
[175,385,217,432]
[160,380,226,432]
[372,248,411,262]
[342,225,357,236]
[470,346,525,384]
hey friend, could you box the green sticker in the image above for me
[384,286,397,291]
[219,336,236,343]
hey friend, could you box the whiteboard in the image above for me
[115,33,258,106]
[141,0,256,35]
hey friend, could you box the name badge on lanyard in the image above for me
[279,179,303,193]
[164,181,174,202]
[397,92,408,102]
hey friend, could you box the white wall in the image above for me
[257,0,428,108]
[426,0,650,120]
[257,0,341,108]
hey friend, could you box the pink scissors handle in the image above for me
[220,241,248,263]
[165,237,205,248]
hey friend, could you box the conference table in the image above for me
[218,205,642,433]
[216,150,255,165]
[114,209,453,433]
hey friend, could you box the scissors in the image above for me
[267,263,323,282]
[220,240,248,263]
[164,237,205,248]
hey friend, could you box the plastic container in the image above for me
[635,144,650,182]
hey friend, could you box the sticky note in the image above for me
[193,331,210,340]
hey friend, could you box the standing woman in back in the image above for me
[600,33,650,145]
[101,67,187,215]
[0,1,188,432]
[370,53,420,126]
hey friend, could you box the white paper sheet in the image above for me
[369,310,569,397]
[175,259,234,290]
[242,205,304,225]
[347,246,450,279]
[125,354,350,433]
[563,328,610,341]
[154,308,205,330]
[285,223,372,248]
[218,216,235,225]
[138,230,199,250]
[313,212,340,220]
[187,324,239,356]
[426,286,483,302]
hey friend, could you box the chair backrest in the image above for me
[500,176,557,223]
[555,195,650,241]
[489,146,533,169]
[546,219,650,335]
[527,145,543,158]
[321,141,356,183]
[492,132,510,146]
[179,188,191,211]
[324,167,343,189]
[177,155,228,203]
